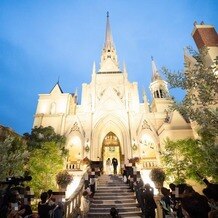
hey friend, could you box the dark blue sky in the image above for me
[0,1,217,135]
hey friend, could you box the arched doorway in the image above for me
[102,132,121,174]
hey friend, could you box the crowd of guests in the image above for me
[122,164,218,218]
[37,190,64,218]
[3,166,217,218]
[0,186,33,218]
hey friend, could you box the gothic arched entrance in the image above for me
[102,132,121,174]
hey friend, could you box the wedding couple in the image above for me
[106,157,118,174]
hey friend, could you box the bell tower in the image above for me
[149,57,172,112]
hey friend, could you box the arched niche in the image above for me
[66,134,83,162]
[138,129,159,159]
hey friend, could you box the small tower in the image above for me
[98,12,120,73]
[149,57,172,112]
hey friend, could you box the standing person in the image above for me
[112,157,118,174]
[141,183,157,218]
[38,192,56,218]
[106,158,112,175]
[160,187,172,218]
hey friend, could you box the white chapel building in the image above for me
[33,14,216,172]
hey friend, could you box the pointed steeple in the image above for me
[98,12,120,73]
[149,57,169,99]
[105,12,114,48]
[151,56,161,82]
[50,82,63,94]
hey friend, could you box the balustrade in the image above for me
[64,170,86,218]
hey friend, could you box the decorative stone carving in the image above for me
[71,122,81,133]
[142,120,151,130]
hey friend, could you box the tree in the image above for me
[28,141,64,196]
[0,136,29,181]
[161,48,218,183]
[23,126,67,156]
[23,126,68,196]
[162,48,218,138]
[162,138,218,183]
[161,139,187,184]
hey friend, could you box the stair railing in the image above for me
[64,170,87,218]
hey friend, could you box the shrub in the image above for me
[149,168,166,183]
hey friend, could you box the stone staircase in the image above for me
[87,174,142,217]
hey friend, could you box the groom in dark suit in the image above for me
[112,157,118,174]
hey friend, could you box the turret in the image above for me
[149,57,169,99]
[149,57,172,112]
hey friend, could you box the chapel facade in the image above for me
[33,14,217,172]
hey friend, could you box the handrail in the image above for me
[64,170,87,218]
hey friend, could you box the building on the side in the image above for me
[33,15,217,173]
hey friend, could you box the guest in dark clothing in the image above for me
[19,199,33,218]
[181,192,210,218]
[141,183,157,218]
[133,179,144,209]
[112,158,118,174]
[160,187,171,217]
[110,207,119,218]
[38,192,56,218]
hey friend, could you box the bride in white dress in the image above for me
[106,158,112,174]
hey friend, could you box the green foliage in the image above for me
[161,48,218,183]
[23,126,68,196]
[23,126,67,156]
[28,141,64,196]
[161,138,218,184]
[0,137,29,180]
[162,48,218,136]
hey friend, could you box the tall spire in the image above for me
[151,57,161,81]
[105,12,114,48]
[98,12,120,73]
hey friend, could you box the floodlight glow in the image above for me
[65,176,81,199]
[71,136,81,146]
[141,169,158,195]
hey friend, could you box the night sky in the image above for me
[0,1,217,134]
